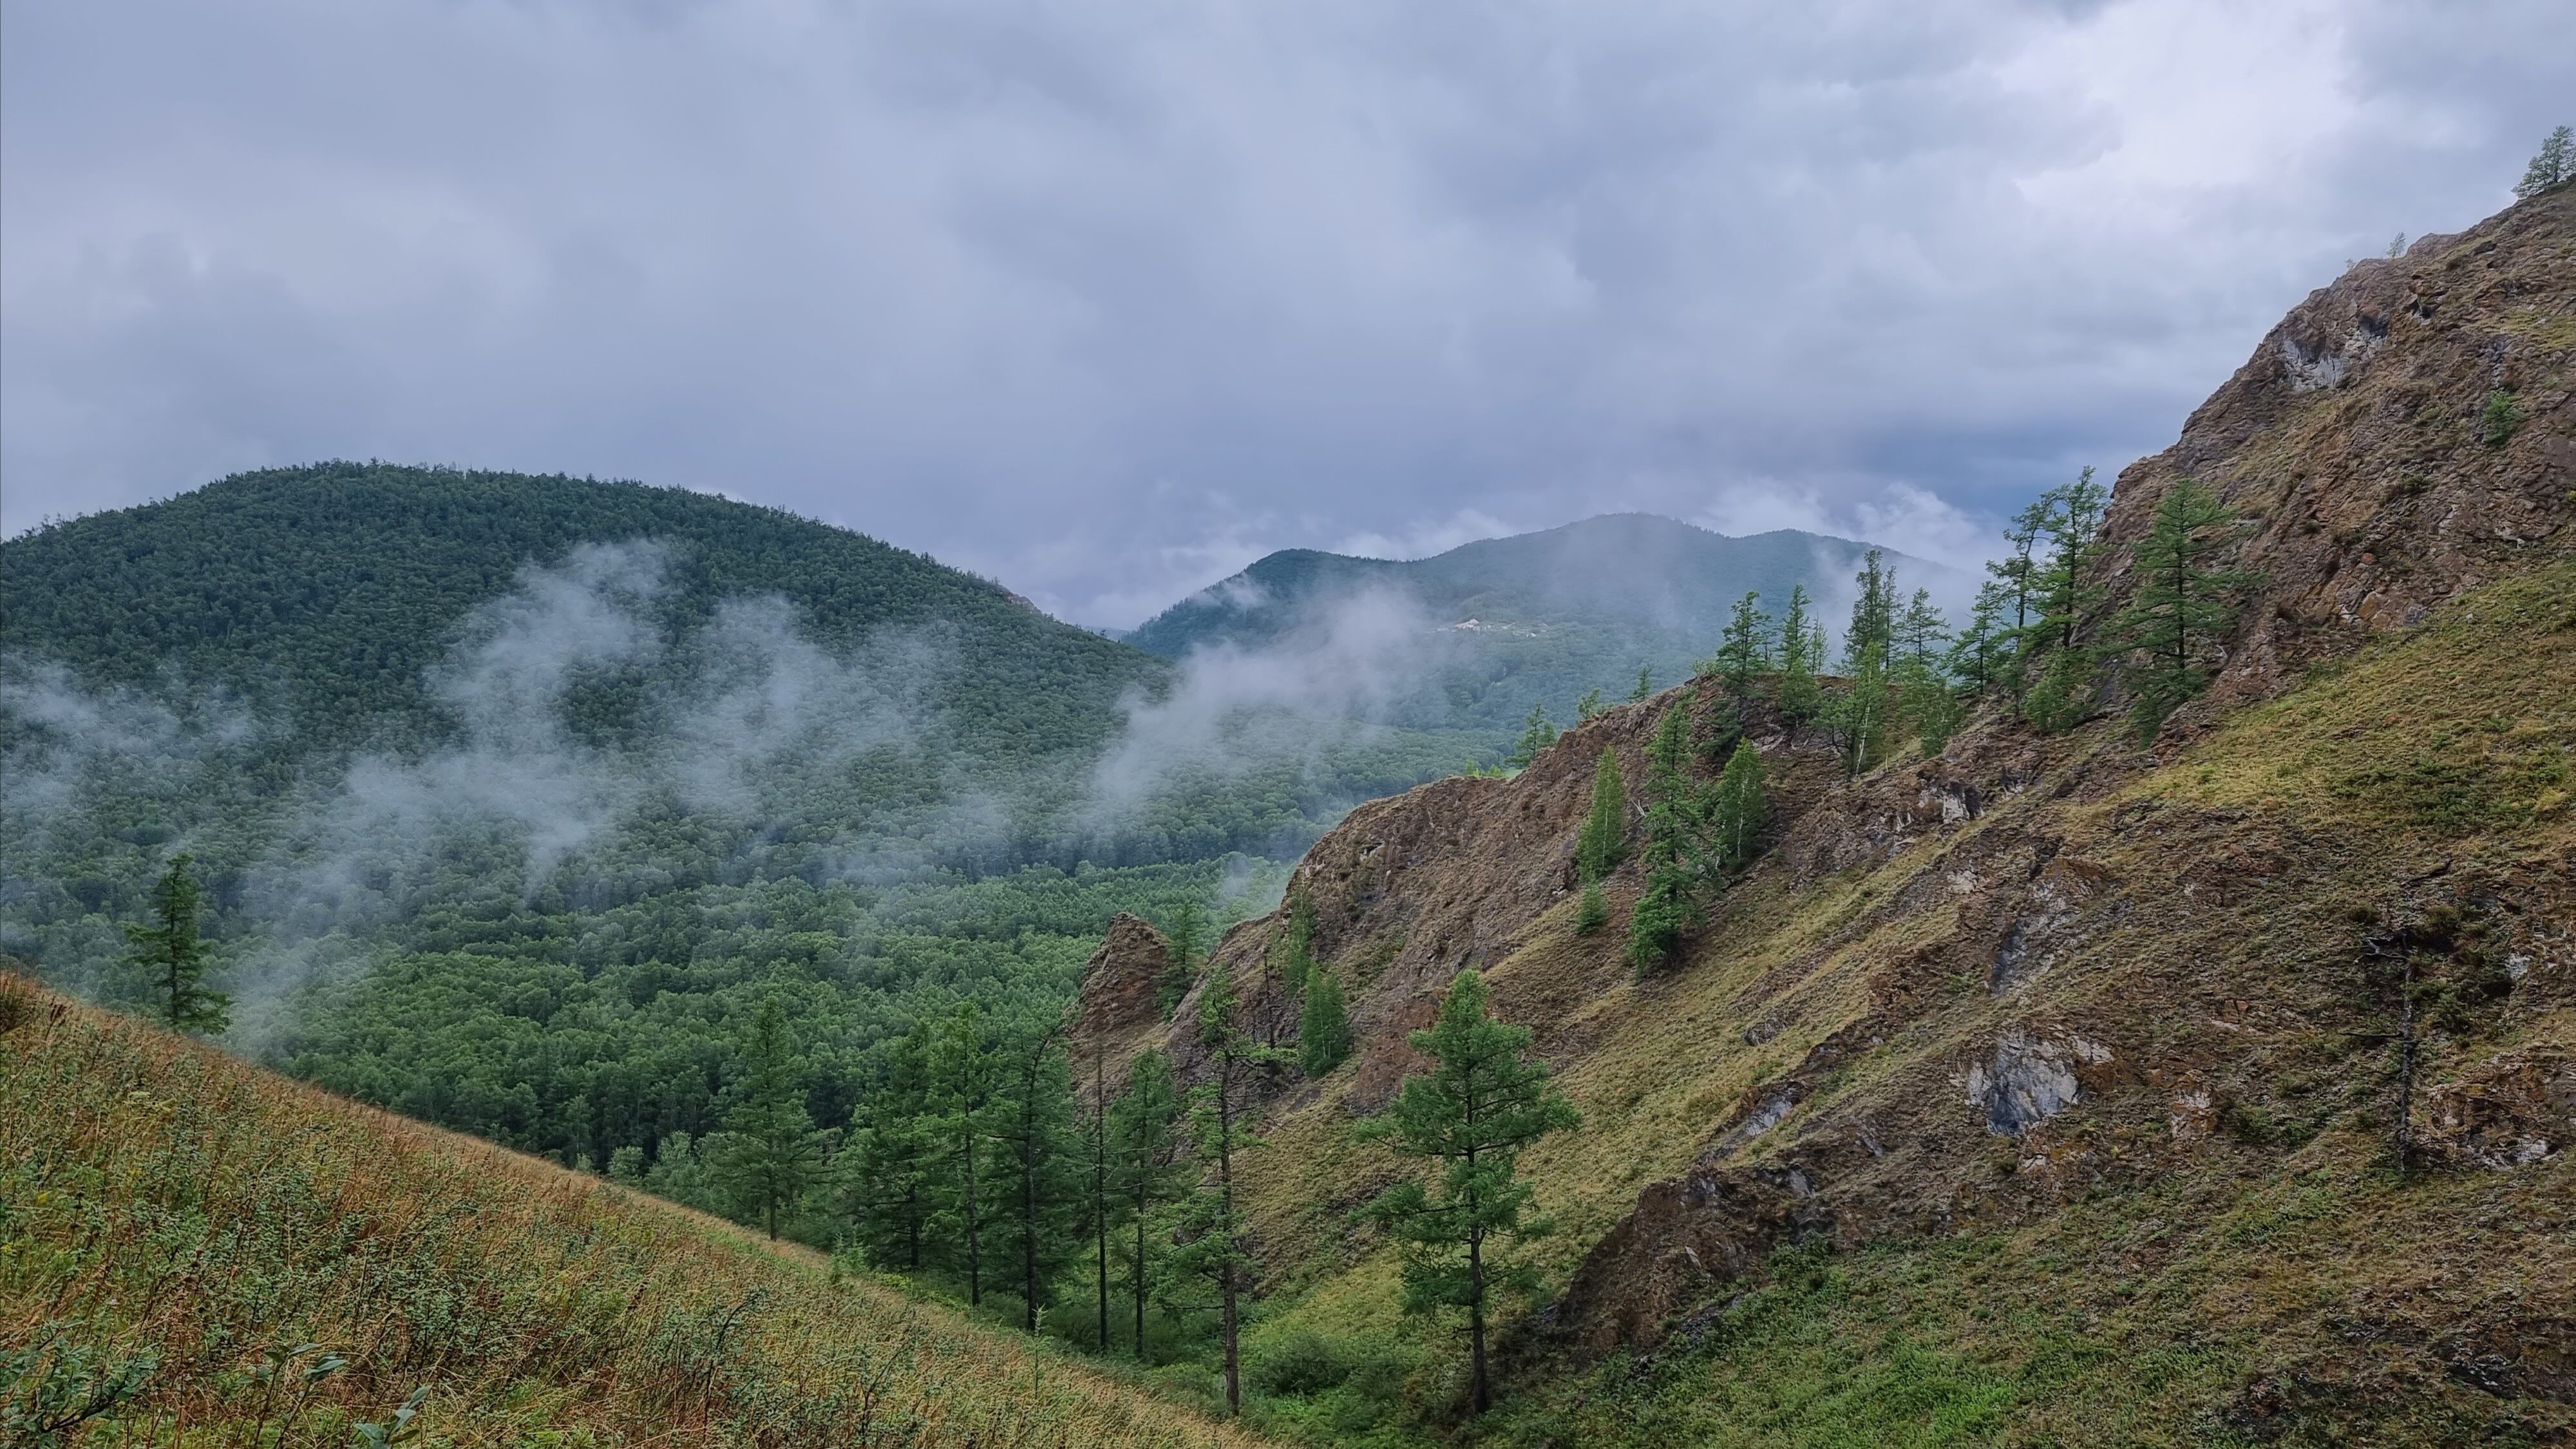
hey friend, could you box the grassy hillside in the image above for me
[0,972,1270,1448]
[1126,515,1971,732]
[1079,191,2575,1445]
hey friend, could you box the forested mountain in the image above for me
[1127,513,1971,730]
[1,462,1155,763]
[0,463,1473,1224]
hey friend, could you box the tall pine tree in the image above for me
[1575,747,1629,883]
[715,997,821,1241]
[1362,971,1579,1417]
[1712,591,1772,705]
[126,853,226,1034]
[1109,1050,1188,1358]
[2111,478,2257,738]
[1170,967,1280,1414]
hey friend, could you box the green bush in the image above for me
[1574,880,1607,935]
[1245,1329,1352,1398]
[2481,390,2527,447]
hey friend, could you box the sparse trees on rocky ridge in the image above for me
[2517,125,2572,198]
[2110,478,2258,739]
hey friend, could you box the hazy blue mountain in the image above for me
[1128,513,1972,730]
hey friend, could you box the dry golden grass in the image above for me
[0,978,1274,1448]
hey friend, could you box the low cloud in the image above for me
[8,0,2566,624]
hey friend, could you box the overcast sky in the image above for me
[3,1,2566,625]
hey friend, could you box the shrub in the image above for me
[1246,1329,1351,1398]
[1574,880,1607,936]
[2481,390,2527,447]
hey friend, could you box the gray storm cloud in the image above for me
[3,0,2571,623]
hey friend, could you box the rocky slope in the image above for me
[1075,188,2575,1443]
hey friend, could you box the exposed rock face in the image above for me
[2094,189,2576,716]
[1965,1029,2102,1135]
[1544,1165,1832,1356]
[1151,689,1853,1110]
[1072,913,1173,1102]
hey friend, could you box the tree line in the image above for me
[1549,468,2254,976]
[606,914,1571,1420]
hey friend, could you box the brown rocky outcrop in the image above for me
[2094,187,2575,715]
[1072,913,1173,1102]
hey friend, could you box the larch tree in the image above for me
[2516,125,2573,198]
[1170,966,1280,1415]
[1159,900,1205,1016]
[1361,971,1580,1417]
[1300,966,1352,1078]
[1625,705,1705,974]
[1108,1050,1188,1359]
[847,1023,938,1269]
[1832,552,1900,778]
[1947,581,2014,701]
[2111,478,2258,739]
[1507,702,1557,768]
[1711,739,1768,870]
[1575,747,1629,884]
[1892,587,1958,753]
[2031,468,2109,653]
[126,853,226,1034]
[1774,585,1821,735]
[1273,879,1318,995]
[991,1019,1079,1333]
[1989,498,2048,699]
[933,1002,1001,1304]
[1712,589,1773,705]
[715,996,822,1241]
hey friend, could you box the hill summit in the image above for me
[1129,513,1971,732]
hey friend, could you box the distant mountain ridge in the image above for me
[1129,513,1972,731]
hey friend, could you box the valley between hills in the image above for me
[5,187,2571,1447]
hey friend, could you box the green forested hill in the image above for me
[0,462,1477,1204]
[0,462,1158,763]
